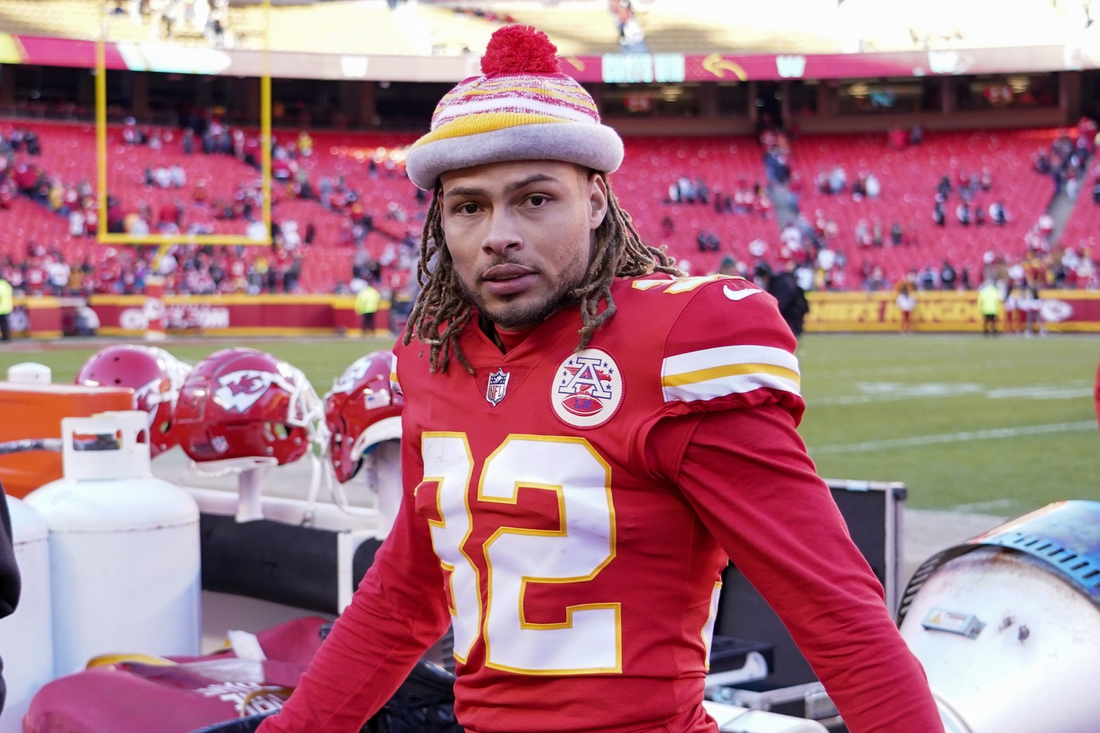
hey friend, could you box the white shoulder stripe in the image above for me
[663,373,800,404]
[663,345,799,377]
[661,345,801,404]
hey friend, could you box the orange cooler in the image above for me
[0,383,133,498]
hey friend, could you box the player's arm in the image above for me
[643,280,942,733]
[258,443,451,733]
[647,407,942,733]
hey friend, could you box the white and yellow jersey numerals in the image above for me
[479,437,620,675]
[419,433,481,662]
[417,433,621,675]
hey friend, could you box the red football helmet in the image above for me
[324,351,403,483]
[174,348,325,465]
[75,345,191,457]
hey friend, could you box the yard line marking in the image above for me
[807,382,1093,407]
[808,421,1097,455]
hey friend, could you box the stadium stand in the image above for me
[0,118,1081,294]
[785,129,1060,282]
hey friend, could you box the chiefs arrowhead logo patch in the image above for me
[551,348,623,429]
[214,370,277,413]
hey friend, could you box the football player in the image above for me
[259,26,943,733]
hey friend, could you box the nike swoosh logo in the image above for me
[723,285,762,302]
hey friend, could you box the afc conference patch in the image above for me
[485,368,511,406]
[551,348,623,429]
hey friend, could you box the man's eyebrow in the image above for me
[503,173,559,195]
[443,173,561,199]
[443,185,490,199]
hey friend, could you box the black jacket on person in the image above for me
[766,272,810,337]
[0,480,21,715]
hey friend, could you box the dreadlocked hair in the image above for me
[403,172,682,374]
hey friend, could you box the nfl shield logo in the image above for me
[486,368,510,406]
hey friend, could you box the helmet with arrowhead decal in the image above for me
[174,348,325,465]
[324,351,403,483]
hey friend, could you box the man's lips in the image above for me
[481,263,538,296]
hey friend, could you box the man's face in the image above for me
[439,160,608,330]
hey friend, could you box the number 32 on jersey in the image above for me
[416,432,620,675]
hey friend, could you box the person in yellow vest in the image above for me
[354,281,381,337]
[978,278,1001,335]
[0,275,13,341]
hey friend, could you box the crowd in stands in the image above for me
[5,114,1100,305]
[0,241,310,297]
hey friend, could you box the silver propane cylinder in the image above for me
[899,501,1100,733]
[25,411,200,676]
[0,495,52,733]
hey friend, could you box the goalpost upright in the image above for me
[94,0,274,265]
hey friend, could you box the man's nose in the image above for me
[481,208,522,257]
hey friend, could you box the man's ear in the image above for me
[588,172,609,232]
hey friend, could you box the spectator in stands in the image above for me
[695,231,720,252]
[47,256,69,297]
[855,219,871,248]
[979,167,993,191]
[956,201,971,226]
[890,221,904,246]
[863,265,887,292]
[865,173,881,198]
[917,265,937,291]
[940,261,957,291]
[937,176,952,198]
[298,131,313,158]
[1034,149,1052,174]
[989,201,1008,225]
[695,178,709,205]
[170,164,186,189]
[933,199,945,227]
[910,124,923,146]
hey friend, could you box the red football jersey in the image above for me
[390,274,801,732]
[261,274,942,733]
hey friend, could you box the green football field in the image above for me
[2,333,1098,515]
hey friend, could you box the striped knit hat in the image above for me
[404,25,623,191]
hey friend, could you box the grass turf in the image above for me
[1,333,1097,515]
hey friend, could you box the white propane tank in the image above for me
[0,496,52,733]
[5,363,51,384]
[898,501,1100,733]
[25,411,200,677]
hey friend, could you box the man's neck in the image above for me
[478,315,538,353]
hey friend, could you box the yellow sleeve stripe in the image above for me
[662,362,801,389]
[661,345,801,404]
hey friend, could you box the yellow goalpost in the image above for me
[95,0,273,262]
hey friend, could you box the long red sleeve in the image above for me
[257,480,451,733]
[645,405,943,733]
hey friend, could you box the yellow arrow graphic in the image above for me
[702,53,747,81]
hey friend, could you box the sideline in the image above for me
[809,420,1097,455]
